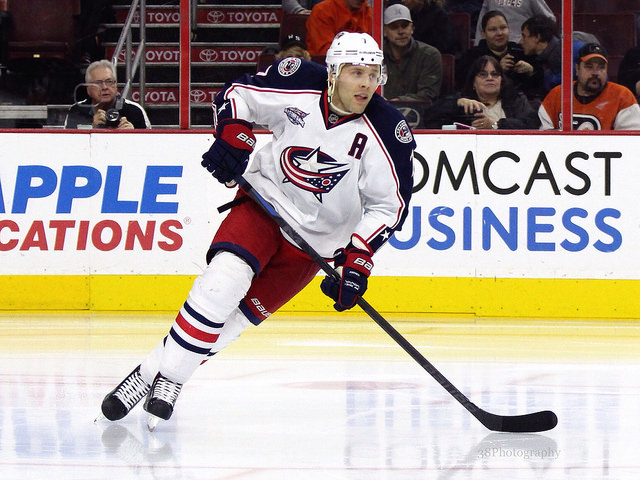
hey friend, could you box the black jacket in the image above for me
[64,97,150,129]
[423,84,541,130]
[455,39,542,98]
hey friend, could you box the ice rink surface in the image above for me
[1,312,639,479]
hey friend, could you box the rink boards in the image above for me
[0,131,639,318]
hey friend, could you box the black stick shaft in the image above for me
[235,175,557,433]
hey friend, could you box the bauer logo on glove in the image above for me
[320,235,374,311]
[236,131,256,149]
[201,118,256,186]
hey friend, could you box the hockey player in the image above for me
[98,32,415,430]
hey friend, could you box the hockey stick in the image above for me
[234,175,558,433]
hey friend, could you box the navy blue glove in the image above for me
[320,237,373,312]
[201,119,256,185]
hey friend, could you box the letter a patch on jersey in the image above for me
[280,146,348,202]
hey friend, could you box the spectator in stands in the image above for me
[399,0,460,55]
[618,45,640,101]
[518,14,560,102]
[474,0,555,45]
[305,0,372,56]
[257,34,311,73]
[455,10,539,95]
[425,55,540,129]
[276,33,311,61]
[539,43,640,130]
[64,60,151,129]
[383,4,442,103]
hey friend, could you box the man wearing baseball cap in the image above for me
[382,3,442,103]
[257,33,310,72]
[277,34,311,60]
[539,43,640,130]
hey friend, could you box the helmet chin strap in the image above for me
[327,69,353,116]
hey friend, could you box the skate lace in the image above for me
[153,376,182,405]
[114,370,150,409]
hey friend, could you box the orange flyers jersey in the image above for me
[539,81,640,130]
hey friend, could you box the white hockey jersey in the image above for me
[213,57,415,258]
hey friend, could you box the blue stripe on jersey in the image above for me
[183,301,225,329]
[169,327,212,355]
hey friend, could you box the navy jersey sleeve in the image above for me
[362,95,416,253]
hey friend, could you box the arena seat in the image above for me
[256,52,276,73]
[440,53,456,95]
[448,11,471,51]
[6,0,80,62]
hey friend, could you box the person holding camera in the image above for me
[64,60,151,129]
[454,10,540,97]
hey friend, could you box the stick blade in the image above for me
[477,410,558,433]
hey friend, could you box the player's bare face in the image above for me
[332,64,379,114]
[87,66,117,107]
[576,59,607,96]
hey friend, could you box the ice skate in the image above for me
[144,373,183,431]
[98,365,150,421]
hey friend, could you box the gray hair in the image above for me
[85,59,117,83]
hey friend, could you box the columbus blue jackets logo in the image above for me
[280,146,348,201]
[284,106,309,127]
[277,57,301,76]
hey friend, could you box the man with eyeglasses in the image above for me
[539,43,640,130]
[64,60,151,129]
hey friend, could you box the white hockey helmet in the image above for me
[325,32,387,85]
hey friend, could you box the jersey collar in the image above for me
[320,91,362,129]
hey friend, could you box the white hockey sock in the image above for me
[139,307,252,380]
[158,251,254,384]
[139,339,166,385]
[208,308,251,354]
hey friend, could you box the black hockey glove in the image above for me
[201,118,256,186]
[320,237,373,312]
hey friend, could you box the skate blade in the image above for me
[147,414,162,432]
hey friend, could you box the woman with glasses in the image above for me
[64,60,151,129]
[425,55,540,129]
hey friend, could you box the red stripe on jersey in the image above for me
[176,312,220,343]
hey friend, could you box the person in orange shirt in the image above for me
[539,43,640,130]
[305,0,372,56]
